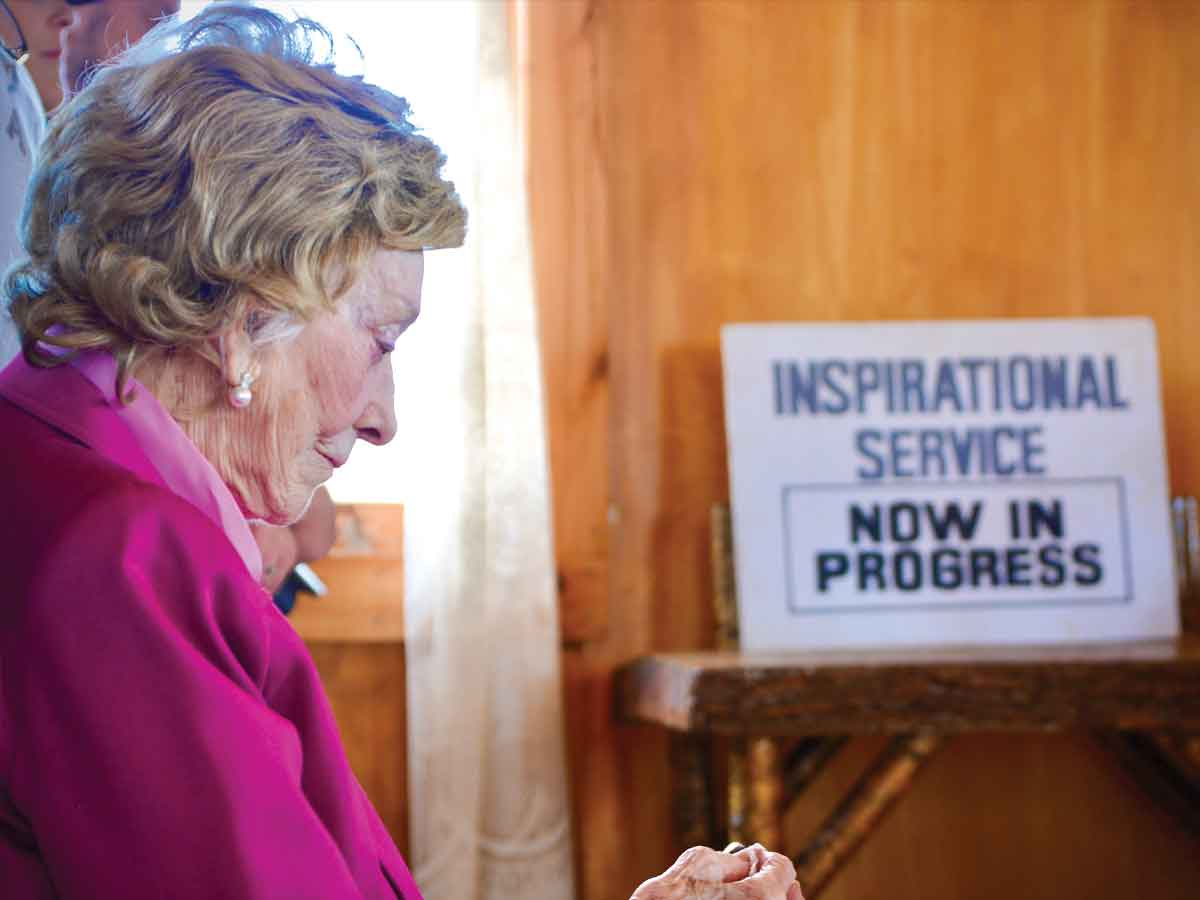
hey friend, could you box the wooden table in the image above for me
[615,636,1200,896]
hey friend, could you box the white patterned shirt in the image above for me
[1,56,45,367]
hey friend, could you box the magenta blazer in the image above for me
[0,356,422,900]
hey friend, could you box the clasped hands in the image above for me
[631,844,804,900]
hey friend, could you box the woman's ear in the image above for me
[212,315,258,391]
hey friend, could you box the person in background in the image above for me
[60,0,178,97]
[253,481,338,595]
[1,1,68,112]
[1,1,57,366]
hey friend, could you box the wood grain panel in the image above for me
[785,733,1200,900]
[307,643,409,855]
[292,505,405,642]
[525,0,613,646]
[296,507,408,854]
[527,1,1200,898]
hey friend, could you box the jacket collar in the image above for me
[0,353,167,490]
[0,352,263,583]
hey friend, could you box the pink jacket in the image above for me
[0,355,422,899]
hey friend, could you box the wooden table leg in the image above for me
[727,738,750,846]
[1152,730,1200,779]
[746,736,785,850]
[783,737,849,808]
[729,737,785,849]
[795,732,942,897]
[669,731,717,851]
[1096,729,1200,836]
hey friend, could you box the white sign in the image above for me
[722,319,1179,650]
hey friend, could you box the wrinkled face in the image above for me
[59,0,178,96]
[215,249,422,525]
[6,0,70,111]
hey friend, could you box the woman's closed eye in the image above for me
[372,323,407,359]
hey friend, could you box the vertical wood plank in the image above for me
[746,737,784,852]
[668,732,718,852]
[525,0,612,647]
[307,643,409,856]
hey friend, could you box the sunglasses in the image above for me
[0,1,27,65]
[2,0,107,66]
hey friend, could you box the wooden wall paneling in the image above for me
[294,505,408,852]
[524,0,612,647]
[523,5,629,898]
[307,643,409,856]
[292,505,405,642]
[783,733,1200,900]
[529,1,1200,898]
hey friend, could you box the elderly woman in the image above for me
[0,5,801,900]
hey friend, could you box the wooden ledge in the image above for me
[291,504,405,643]
[615,635,1200,735]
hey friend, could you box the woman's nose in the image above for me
[354,358,397,446]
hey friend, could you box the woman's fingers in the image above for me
[668,845,754,883]
[736,848,797,898]
[629,845,805,900]
[735,844,770,879]
[630,846,753,900]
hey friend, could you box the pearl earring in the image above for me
[229,371,255,409]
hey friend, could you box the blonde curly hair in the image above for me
[5,2,466,389]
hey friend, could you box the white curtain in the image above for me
[401,1,576,899]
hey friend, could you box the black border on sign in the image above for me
[780,477,1132,615]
